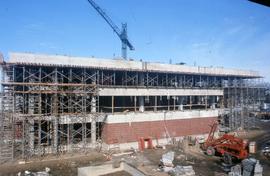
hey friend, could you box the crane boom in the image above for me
[86,0,134,59]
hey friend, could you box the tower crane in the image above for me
[86,0,135,59]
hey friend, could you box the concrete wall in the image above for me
[9,52,260,78]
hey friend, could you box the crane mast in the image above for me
[86,0,134,59]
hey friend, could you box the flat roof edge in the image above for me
[7,52,261,78]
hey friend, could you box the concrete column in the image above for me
[112,96,114,114]
[173,96,176,111]
[38,119,42,156]
[29,119,35,155]
[91,96,97,144]
[91,96,96,113]
[54,119,58,153]
[178,96,184,111]
[217,96,221,108]
[154,96,157,112]
[210,96,216,109]
[138,73,145,112]
[205,96,208,110]
[189,96,192,110]
[67,123,70,151]
[139,96,144,112]
[82,122,86,146]
[28,96,35,114]
[22,120,25,158]
[167,96,170,111]
[52,87,59,154]
[91,119,96,144]
[134,96,137,112]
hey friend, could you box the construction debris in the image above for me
[17,167,51,176]
[160,151,175,167]
[242,158,263,176]
[168,165,195,176]
[254,161,263,176]
[159,151,196,176]
[228,164,241,176]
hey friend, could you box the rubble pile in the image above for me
[240,158,263,176]
[222,157,263,176]
[160,151,175,167]
[228,164,241,176]
[159,151,195,176]
[242,158,259,176]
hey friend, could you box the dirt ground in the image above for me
[237,120,270,176]
[0,119,270,176]
[0,152,106,176]
[140,145,225,176]
[140,119,270,176]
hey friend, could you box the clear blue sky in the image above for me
[0,0,270,81]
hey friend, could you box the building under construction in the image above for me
[0,52,265,162]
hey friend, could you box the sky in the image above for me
[0,0,270,81]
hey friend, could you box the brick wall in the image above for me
[102,117,217,144]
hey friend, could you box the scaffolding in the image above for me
[0,64,105,162]
[222,77,265,130]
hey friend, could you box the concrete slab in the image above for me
[78,162,145,176]
[9,52,260,78]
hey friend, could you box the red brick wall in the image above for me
[102,117,217,144]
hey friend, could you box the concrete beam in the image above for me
[105,109,219,124]
[99,87,224,96]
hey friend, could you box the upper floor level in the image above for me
[0,52,261,90]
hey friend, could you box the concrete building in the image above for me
[0,52,265,161]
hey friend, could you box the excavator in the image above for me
[202,122,249,164]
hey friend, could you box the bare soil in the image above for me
[0,152,106,176]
